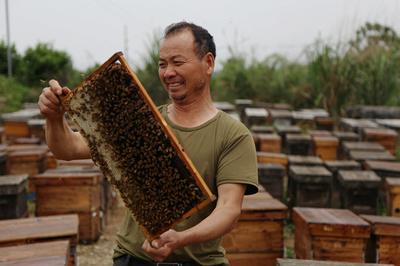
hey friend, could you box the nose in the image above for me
[163,64,176,79]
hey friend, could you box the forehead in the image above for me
[159,30,196,59]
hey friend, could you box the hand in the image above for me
[38,79,70,120]
[142,229,182,262]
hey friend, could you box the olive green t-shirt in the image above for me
[113,105,258,265]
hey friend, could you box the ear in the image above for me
[204,52,215,75]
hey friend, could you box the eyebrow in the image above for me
[158,54,185,62]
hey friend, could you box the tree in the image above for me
[0,40,22,76]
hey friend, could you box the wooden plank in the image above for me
[360,214,400,237]
[292,207,371,238]
[277,258,394,266]
[0,240,70,266]
[226,252,282,266]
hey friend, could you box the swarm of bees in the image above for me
[62,58,213,241]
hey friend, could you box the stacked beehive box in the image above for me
[0,174,29,220]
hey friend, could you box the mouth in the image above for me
[168,82,184,88]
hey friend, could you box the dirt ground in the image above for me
[76,194,296,265]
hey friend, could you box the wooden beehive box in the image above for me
[311,136,339,161]
[0,174,29,220]
[385,177,400,217]
[348,150,397,164]
[7,150,47,176]
[0,109,43,141]
[275,125,302,148]
[251,125,273,134]
[286,134,312,156]
[257,162,285,201]
[291,111,315,129]
[27,119,46,141]
[243,107,268,127]
[339,118,379,134]
[288,155,323,167]
[222,192,287,266]
[288,165,333,209]
[235,99,253,122]
[32,171,103,243]
[333,131,360,159]
[276,258,394,266]
[60,52,215,242]
[361,127,398,156]
[0,240,71,266]
[314,116,334,131]
[341,141,386,160]
[338,170,381,215]
[360,214,400,265]
[363,160,400,179]
[0,127,6,144]
[258,133,281,153]
[292,207,371,262]
[323,160,361,208]
[257,152,288,172]
[268,109,292,126]
[0,152,7,175]
[0,214,78,265]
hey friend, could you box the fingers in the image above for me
[49,79,63,96]
[38,79,70,120]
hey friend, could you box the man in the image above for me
[38,22,258,266]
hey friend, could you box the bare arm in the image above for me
[38,79,91,160]
[142,182,246,261]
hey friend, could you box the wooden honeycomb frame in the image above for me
[61,52,216,242]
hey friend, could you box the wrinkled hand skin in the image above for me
[38,79,70,120]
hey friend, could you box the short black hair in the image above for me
[164,21,216,60]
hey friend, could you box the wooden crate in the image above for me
[268,109,292,126]
[251,125,273,134]
[363,160,400,179]
[243,108,268,127]
[323,160,361,208]
[286,134,312,156]
[257,162,285,201]
[222,192,287,266]
[32,171,103,243]
[257,152,288,172]
[361,127,398,156]
[0,214,78,265]
[288,155,323,167]
[292,207,371,262]
[275,125,302,149]
[0,127,6,144]
[277,258,394,266]
[314,117,334,131]
[348,150,397,164]
[339,118,379,134]
[0,174,29,220]
[0,240,71,266]
[288,166,333,209]
[0,109,43,141]
[360,214,400,265]
[385,177,400,217]
[311,136,339,161]
[338,170,381,215]
[0,152,7,175]
[258,133,281,153]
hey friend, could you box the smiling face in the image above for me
[158,29,213,103]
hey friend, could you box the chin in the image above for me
[169,94,187,101]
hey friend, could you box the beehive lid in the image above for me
[277,258,394,266]
[364,160,400,173]
[268,109,291,118]
[32,171,103,185]
[312,136,339,145]
[332,131,359,141]
[0,174,29,195]
[274,125,301,134]
[251,125,273,134]
[385,177,400,190]
[342,141,385,151]
[258,133,281,140]
[362,127,398,137]
[235,99,253,106]
[307,130,332,137]
[244,107,268,117]
[8,150,47,162]
[288,155,323,166]
[360,214,400,237]
[291,111,315,121]
[61,52,216,242]
[349,150,397,162]
[0,152,7,162]
[0,214,78,244]
[289,165,333,183]
[292,207,371,238]
[323,160,361,174]
[286,133,312,142]
[240,193,287,220]
[340,118,379,129]
[0,109,43,122]
[213,101,235,112]
[338,170,381,189]
[5,144,49,153]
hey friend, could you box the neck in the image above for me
[168,93,218,128]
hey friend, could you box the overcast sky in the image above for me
[1,0,399,72]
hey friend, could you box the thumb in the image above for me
[151,240,160,249]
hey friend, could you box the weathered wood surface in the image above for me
[226,252,282,266]
[251,125,273,134]
[258,162,285,200]
[324,160,361,174]
[289,165,332,183]
[258,133,282,153]
[0,240,70,266]
[257,152,288,170]
[286,134,312,156]
[338,170,381,189]
[341,141,386,159]
[385,177,400,217]
[348,150,397,163]
[363,160,400,178]
[277,258,394,266]
[288,155,323,166]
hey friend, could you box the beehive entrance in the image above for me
[62,52,216,242]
